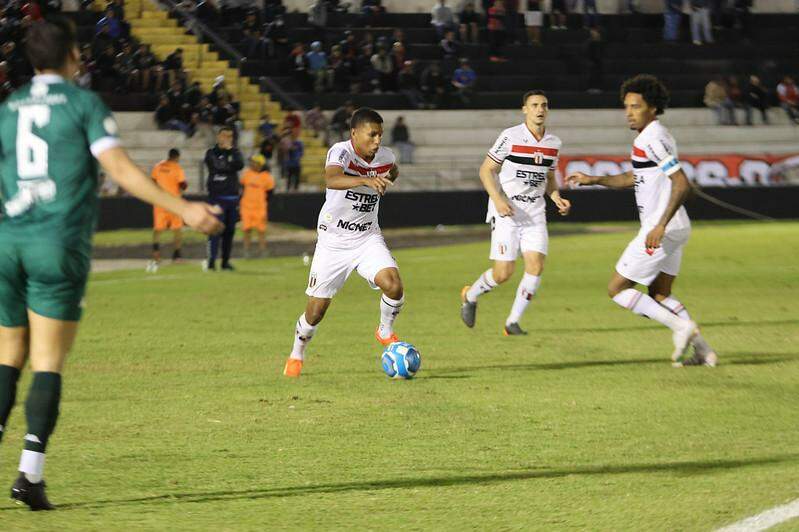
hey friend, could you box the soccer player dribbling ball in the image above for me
[460,90,571,335]
[0,18,222,510]
[284,108,401,378]
[566,74,718,367]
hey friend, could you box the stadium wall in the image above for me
[98,187,799,231]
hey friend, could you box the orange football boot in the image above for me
[283,358,303,377]
[375,328,399,347]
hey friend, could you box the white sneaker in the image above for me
[201,259,208,272]
[671,320,699,366]
[145,260,159,273]
[703,351,718,367]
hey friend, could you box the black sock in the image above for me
[0,365,21,443]
[172,248,182,260]
[24,372,62,453]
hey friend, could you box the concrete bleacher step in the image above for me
[129,18,179,28]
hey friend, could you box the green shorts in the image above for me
[0,240,90,327]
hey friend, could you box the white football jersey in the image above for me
[630,120,690,231]
[486,124,561,225]
[317,140,396,248]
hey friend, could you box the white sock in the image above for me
[19,449,45,484]
[659,295,713,354]
[290,314,316,361]
[378,294,404,338]
[466,269,497,303]
[659,295,691,320]
[506,273,541,326]
[612,288,688,331]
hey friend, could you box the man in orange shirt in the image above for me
[147,148,188,272]
[240,154,275,257]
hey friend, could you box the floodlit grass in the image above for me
[1,221,798,530]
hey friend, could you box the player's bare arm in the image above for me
[566,170,635,189]
[479,155,513,216]
[546,168,571,216]
[645,167,691,249]
[388,163,399,182]
[324,164,392,195]
[98,147,223,235]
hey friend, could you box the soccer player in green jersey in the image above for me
[0,18,222,510]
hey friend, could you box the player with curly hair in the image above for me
[566,74,718,367]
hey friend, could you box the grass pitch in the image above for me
[1,221,798,530]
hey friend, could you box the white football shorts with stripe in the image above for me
[306,233,398,299]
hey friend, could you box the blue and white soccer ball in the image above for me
[381,341,421,379]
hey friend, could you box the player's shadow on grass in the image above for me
[21,453,797,512]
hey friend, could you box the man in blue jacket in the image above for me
[204,127,244,270]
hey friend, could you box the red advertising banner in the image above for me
[557,154,799,187]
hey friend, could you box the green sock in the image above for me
[23,372,61,454]
[0,365,21,443]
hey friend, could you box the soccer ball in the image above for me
[381,342,421,379]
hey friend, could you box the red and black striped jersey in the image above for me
[317,140,396,247]
[486,123,561,225]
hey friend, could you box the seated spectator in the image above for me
[704,78,734,125]
[306,41,331,93]
[21,0,42,21]
[115,42,138,93]
[391,116,414,164]
[133,43,160,92]
[391,41,405,75]
[370,45,394,92]
[75,61,92,89]
[289,42,310,91]
[329,44,354,92]
[777,76,799,124]
[398,60,423,109]
[95,44,120,90]
[431,0,456,40]
[487,0,508,62]
[452,58,477,106]
[745,75,769,125]
[726,76,748,125]
[459,1,481,44]
[421,61,449,109]
[305,105,328,144]
[440,29,461,60]
[92,22,114,57]
[212,95,236,127]
[96,8,123,40]
[2,41,32,87]
[195,0,219,22]
[155,94,194,136]
[263,0,286,22]
[329,100,354,142]
[355,43,376,93]
[162,48,184,87]
[264,15,289,58]
[340,31,359,59]
[522,0,543,45]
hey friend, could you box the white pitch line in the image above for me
[717,498,799,532]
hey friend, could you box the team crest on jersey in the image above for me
[104,117,119,136]
[533,152,544,165]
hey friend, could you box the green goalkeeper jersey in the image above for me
[0,74,120,248]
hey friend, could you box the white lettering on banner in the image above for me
[558,154,799,188]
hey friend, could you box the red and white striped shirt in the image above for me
[317,140,396,247]
[486,123,561,224]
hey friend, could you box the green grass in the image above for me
[2,221,798,530]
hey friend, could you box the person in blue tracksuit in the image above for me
[204,126,244,270]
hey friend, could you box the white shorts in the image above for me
[615,226,691,286]
[524,11,543,26]
[489,215,548,261]
[305,233,398,298]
